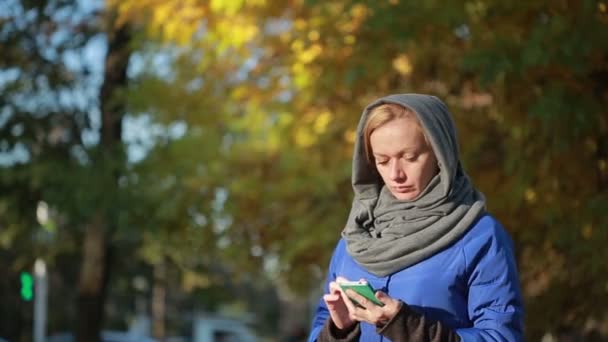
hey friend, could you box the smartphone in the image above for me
[339,280,385,307]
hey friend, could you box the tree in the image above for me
[1,0,96,339]
[110,0,608,339]
[0,1,134,340]
[4,0,605,339]
[75,17,132,342]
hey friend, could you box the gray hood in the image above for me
[343,94,486,276]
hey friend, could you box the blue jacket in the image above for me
[307,214,524,341]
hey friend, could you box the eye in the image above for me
[404,154,418,162]
[376,159,389,166]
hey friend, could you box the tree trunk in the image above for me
[75,20,131,342]
[152,260,167,341]
[76,216,108,342]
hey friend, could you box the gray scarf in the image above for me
[342,94,486,277]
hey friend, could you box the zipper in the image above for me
[378,274,393,342]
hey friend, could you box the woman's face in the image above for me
[370,117,438,201]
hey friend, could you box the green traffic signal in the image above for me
[20,271,34,301]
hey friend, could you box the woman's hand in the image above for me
[323,277,357,331]
[341,283,402,327]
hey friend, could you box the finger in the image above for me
[375,291,398,307]
[323,293,341,304]
[346,289,370,307]
[344,292,384,324]
[328,281,343,294]
[346,299,372,323]
[339,288,359,313]
[375,290,390,304]
[324,296,344,312]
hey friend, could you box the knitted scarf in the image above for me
[342,94,486,277]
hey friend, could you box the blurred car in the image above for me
[191,315,257,342]
[47,330,157,342]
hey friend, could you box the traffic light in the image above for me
[20,271,34,301]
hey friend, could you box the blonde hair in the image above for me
[363,103,427,164]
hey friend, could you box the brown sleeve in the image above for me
[377,302,461,342]
[316,318,361,342]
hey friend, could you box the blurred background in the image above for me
[1,0,607,341]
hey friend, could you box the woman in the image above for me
[307,94,523,341]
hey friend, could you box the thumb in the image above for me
[375,290,387,298]
[375,291,402,310]
[375,290,390,302]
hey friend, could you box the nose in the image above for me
[389,159,405,181]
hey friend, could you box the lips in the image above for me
[393,186,414,193]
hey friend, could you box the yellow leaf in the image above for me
[338,21,356,34]
[291,39,305,52]
[295,127,315,147]
[294,19,307,31]
[182,270,211,291]
[392,54,413,76]
[280,31,292,43]
[344,35,356,45]
[152,3,173,28]
[291,62,310,88]
[266,130,281,152]
[248,0,267,5]
[278,112,294,126]
[211,0,245,15]
[343,129,356,144]
[313,110,332,134]
[582,224,593,239]
[217,19,259,48]
[164,20,179,42]
[299,44,323,64]
[179,2,206,21]
[308,30,320,42]
[232,85,249,100]
[524,188,537,204]
[350,3,368,20]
